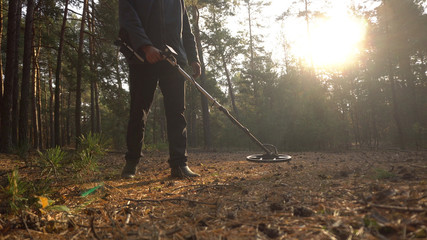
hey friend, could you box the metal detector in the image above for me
[115,39,291,163]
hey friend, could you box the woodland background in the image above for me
[0,0,426,155]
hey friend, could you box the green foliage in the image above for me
[144,143,169,152]
[1,170,29,213]
[73,149,98,176]
[30,178,55,197]
[37,146,66,177]
[0,170,57,213]
[78,132,110,158]
[373,168,396,180]
[363,216,379,230]
[37,196,70,213]
[73,133,110,178]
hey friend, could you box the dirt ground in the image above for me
[1,150,426,239]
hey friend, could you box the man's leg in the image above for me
[159,63,199,178]
[122,64,158,179]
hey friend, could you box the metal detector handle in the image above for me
[115,37,146,63]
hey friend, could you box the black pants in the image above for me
[126,62,187,168]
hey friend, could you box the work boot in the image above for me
[121,162,137,179]
[171,166,200,178]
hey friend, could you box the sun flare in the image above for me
[291,11,367,68]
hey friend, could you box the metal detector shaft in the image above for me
[115,38,274,156]
[164,57,274,156]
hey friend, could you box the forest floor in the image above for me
[0,150,426,239]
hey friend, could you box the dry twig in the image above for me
[21,214,34,240]
[125,201,132,225]
[90,216,101,240]
[369,203,426,212]
[125,197,217,206]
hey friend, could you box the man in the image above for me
[119,0,201,179]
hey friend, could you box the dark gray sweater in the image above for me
[119,0,200,65]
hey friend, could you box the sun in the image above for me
[310,15,367,67]
[290,10,367,68]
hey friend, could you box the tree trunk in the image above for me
[0,0,3,107]
[0,0,20,153]
[399,52,419,146]
[88,1,96,133]
[19,0,35,147]
[190,4,212,150]
[389,72,405,148]
[75,0,89,146]
[55,0,69,146]
[384,0,405,149]
[12,1,22,146]
[89,0,101,133]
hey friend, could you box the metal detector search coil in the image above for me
[246,153,292,163]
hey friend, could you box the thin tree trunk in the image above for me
[48,56,54,147]
[31,46,39,149]
[35,35,43,149]
[95,80,101,133]
[419,53,427,84]
[66,92,71,145]
[190,4,212,150]
[350,108,360,147]
[90,74,95,133]
[88,1,96,133]
[188,87,197,146]
[55,0,69,146]
[388,71,405,148]
[152,93,157,145]
[19,0,35,147]
[304,0,314,70]
[246,0,258,104]
[368,77,380,149]
[390,76,405,148]
[43,67,49,148]
[1,0,20,153]
[221,53,239,117]
[75,0,89,147]
[210,8,239,118]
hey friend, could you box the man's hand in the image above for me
[141,45,164,64]
[191,62,201,78]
